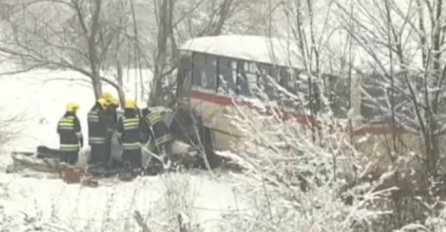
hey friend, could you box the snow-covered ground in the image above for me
[0,70,247,231]
[0,171,244,231]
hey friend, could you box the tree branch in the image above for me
[134,211,152,232]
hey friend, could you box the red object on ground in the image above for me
[62,167,84,184]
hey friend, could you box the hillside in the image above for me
[0,70,248,232]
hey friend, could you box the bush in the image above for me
[219,100,403,232]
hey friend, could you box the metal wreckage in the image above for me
[6,106,223,186]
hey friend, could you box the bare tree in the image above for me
[150,0,176,106]
[335,0,446,176]
[252,0,346,143]
[331,0,446,228]
[0,0,138,100]
[148,0,254,105]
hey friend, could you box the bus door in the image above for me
[176,53,193,104]
[189,53,221,128]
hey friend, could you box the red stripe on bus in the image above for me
[190,90,407,135]
[191,90,232,105]
[191,90,318,125]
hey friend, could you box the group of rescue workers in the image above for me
[56,92,173,174]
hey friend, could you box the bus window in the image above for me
[278,67,297,107]
[217,57,235,93]
[261,66,278,101]
[236,60,251,96]
[252,63,270,98]
[299,75,322,113]
[257,63,272,76]
[279,67,296,92]
[245,62,258,93]
[294,72,312,110]
[361,74,390,122]
[324,74,349,118]
[203,55,217,91]
[192,53,206,87]
[292,69,305,108]
[177,55,192,98]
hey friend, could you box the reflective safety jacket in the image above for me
[87,103,108,145]
[117,109,142,150]
[57,112,82,152]
[144,109,173,147]
[106,105,118,131]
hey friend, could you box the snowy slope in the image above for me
[0,69,247,232]
[0,69,151,152]
[0,171,244,232]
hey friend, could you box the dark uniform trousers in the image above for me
[88,107,109,167]
[57,114,82,166]
[90,144,108,165]
[60,151,79,165]
[122,149,142,170]
[104,107,117,166]
[119,115,142,170]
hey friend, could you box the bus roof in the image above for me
[180,35,304,69]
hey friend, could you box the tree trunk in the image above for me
[116,60,125,107]
[150,0,173,106]
[92,70,103,99]
[89,0,103,99]
[425,0,443,176]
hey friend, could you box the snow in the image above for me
[181,35,304,69]
[0,69,151,151]
[0,171,244,231]
[0,69,247,231]
[0,171,248,231]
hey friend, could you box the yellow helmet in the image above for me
[110,97,119,106]
[101,92,115,102]
[101,92,120,107]
[97,97,109,109]
[124,99,137,109]
[66,102,80,112]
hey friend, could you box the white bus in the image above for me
[173,35,400,157]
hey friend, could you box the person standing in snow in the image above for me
[143,107,173,155]
[108,98,119,126]
[87,97,110,168]
[117,99,143,172]
[101,92,119,128]
[101,92,119,167]
[140,107,151,144]
[57,102,83,165]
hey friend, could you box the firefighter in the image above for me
[144,107,173,154]
[117,99,143,171]
[140,107,151,144]
[57,102,83,165]
[101,92,119,166]
[108,97,119,126]
[87,97,110,168]
[101,92,119,127]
